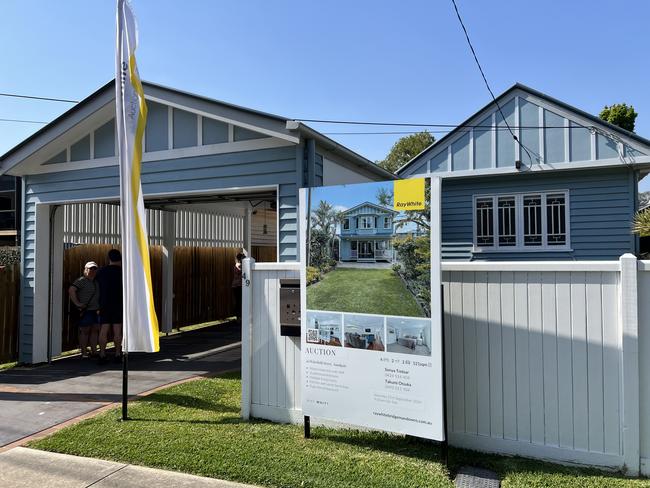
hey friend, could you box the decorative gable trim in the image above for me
[341,201,399,216]
[397,84,650,176]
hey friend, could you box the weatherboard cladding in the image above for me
[439,167,636,261]
[19,146,299,362]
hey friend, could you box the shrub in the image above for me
[393,235,431,306]
[306,266,321,285]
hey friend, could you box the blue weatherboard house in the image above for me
[397,83,650,260]
[338,202,398,262]
[0,80,394,364]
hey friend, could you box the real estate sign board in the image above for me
[299,177,444,441]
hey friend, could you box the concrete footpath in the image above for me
[0,447,259,488]
[0,322,241,448]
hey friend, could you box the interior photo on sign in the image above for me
[306,311,342,347]
[343,313,385,351]
[386,316,431,356]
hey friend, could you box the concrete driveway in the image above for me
[0,322,241,448]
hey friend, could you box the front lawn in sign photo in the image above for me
[30,373,650,488]
[307,267,425,317]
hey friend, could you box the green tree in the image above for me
[376,187,393,207]
[377,131,435,173]
[599,103,638,132]
[310,200,340,263]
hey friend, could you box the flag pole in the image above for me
[122,351,129,420]
[116,0,159,424]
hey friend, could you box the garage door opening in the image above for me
[53,188,277,359]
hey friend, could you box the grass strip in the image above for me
[307,268,424,317]
[30,373,650,488]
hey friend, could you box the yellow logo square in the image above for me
[394,178,426,211]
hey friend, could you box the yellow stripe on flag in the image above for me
[129,54,159,352]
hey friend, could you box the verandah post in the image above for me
[620,253,639,475]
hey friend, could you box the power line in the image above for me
[449,0,539,164]
[0,92,79,103]
[324,130,451,136]
[299,118,579,129]
[0,117,49,124]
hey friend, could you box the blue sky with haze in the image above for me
[2,1,649,188]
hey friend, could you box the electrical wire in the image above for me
[449,0,540,165]
[298,118,577,130]
[0,92,79,103]
[0,117,49,124]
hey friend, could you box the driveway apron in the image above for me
[0,322,241,447]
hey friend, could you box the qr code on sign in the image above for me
[306,328,319,343]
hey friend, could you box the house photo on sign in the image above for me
[306,179,431,320]
[300,178,445,441]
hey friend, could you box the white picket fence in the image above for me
[241,255,650,475]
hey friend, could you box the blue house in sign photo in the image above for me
[338,202,398,263]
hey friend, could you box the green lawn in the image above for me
[307,268,424,317]
[30,374,650,488]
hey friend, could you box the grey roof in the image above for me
[341,201,399,215]
[396,82,650,175]
[0,79,395,180]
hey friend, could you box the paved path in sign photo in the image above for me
[0,322,242,449]
[336,261,393,269]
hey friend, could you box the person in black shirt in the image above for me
[96,249,123,364]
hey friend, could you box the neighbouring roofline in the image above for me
[396,82,650,175]
[340,201,399,216]
[0,80,396,182]
[295,123,396,181]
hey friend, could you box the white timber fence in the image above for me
[241,259,303,423]
[241,254,650,475]
[62,201,244,247]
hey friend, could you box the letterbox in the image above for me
[279,279,301,337]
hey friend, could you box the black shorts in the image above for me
[99,308,123,325]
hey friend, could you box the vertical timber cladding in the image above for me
[20,145,300,363]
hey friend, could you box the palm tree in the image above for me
[311,200,339,258]
[633,210,650,237]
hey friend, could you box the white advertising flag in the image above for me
[116,0,159,352]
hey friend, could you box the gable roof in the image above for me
[341,201,399,216]
[0,80,395,180]
[397,82,650,176]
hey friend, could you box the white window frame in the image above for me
[472,190,571,252]
[343,218,350,230]
[383,216,391,229]
[359,215,374,229]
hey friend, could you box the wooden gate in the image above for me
[0,263,20,363]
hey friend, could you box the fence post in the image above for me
[620,253,639,475]
[161,210,175,333]
[241,257,255,420]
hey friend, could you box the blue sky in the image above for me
[311,181,392,214]
[2,1,649,188]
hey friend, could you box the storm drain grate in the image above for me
[454,466,500,488]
